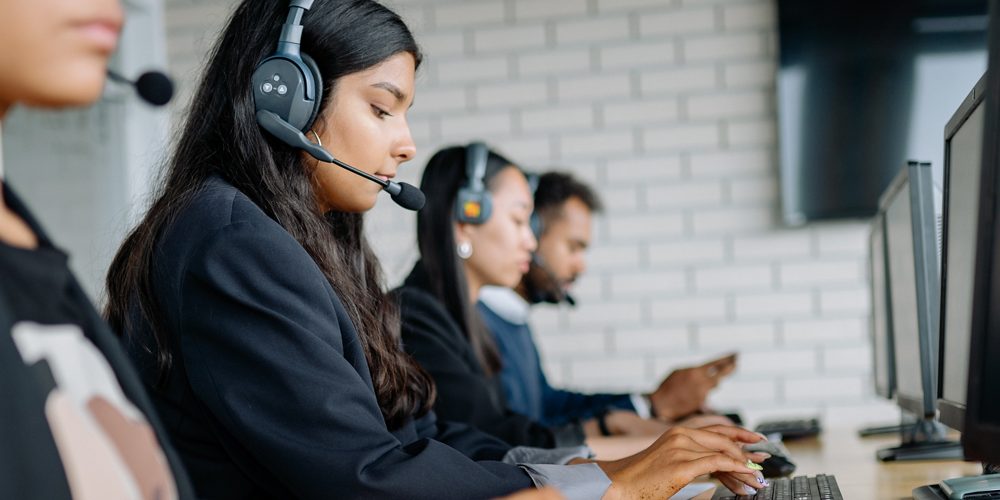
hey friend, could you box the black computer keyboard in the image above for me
[713,474,843,500]
[754,417,822,440]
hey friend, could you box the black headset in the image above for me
[454,142,493,225]
[249,0,426,211]
[253,0,322,135]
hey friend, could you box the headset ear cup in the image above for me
[299,53,323,132]
[455,188,492,224]
[455,142,494,224]
[252,56,316,132]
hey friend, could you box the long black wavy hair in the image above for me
[416,145,520,376]
[105,0,435,430]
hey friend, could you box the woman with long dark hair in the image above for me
[397,145,769,496]
[106,1,768,498]
[396,146,664,448]
[0,1,194,498]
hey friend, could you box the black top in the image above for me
[125,176,533,499]
[0,183,195,500]
[0,240,86,328]
[396,263,586,449]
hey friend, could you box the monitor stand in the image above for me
[859,422,916,437]
[912,465,1000,499]
[876,417,963,462]
[859,411,917,437]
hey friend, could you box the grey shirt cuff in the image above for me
[502,445,593,465]
[517,463,612,500]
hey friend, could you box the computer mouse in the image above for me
[760,454,796,478]
[745,439,797,478]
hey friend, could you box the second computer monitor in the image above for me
[938,74,986,432]
[881,161,940,419]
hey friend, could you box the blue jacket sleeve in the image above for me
[175,220,532,499]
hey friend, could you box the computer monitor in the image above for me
[869,212,897,400]
[911,16,1000,495]
[963,5,1000,465]
[875,161,962,462]
[938,73,986,433]
[881,161,940,419]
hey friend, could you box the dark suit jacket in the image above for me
[396,263,586,450]
[125,176,532,499]
[0,184,195,500]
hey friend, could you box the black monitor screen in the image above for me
[938,75,986,431]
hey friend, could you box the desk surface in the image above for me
[783,427,982,499]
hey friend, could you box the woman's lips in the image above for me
[76,21,121,53]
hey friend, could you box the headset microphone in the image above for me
[256,110,425,211]
[527,253,577,307]
[107,69,174,106]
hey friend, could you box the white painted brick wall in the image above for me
[513,0,588,21]
[518,48,592,76]
[615,326,692,354]
[600,41,677,70]
[606,156,683,183]
[603,98,681,126]
[694,264,773,292]
[555,17,631,45]
[434,2,505,29]
[473,24,547,53]
[641,66,718,95]
[697,322,777,349]
[638,8,717,37]
[163,0,880,424]
[557,73,632,102]
[651,296,728,323]
[474,80,548,109]
[649,239,727,266]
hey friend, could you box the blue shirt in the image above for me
[478,287,635,427]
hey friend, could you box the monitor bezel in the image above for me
[937,72,987,432]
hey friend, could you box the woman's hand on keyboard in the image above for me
[700,425,770,496]
[595,425,765,500]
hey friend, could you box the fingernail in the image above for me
[745,460,764,471]
[753,452,772,459]
[755,432,769,440]
[758,476,768,487]
[744,486,758,495]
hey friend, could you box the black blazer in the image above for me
[125,176,532,499]
[396,263,585,450]
[0,184,195,500]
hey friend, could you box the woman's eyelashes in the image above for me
[371,104,392,119]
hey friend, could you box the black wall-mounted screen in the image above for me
[778,0,987,225]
